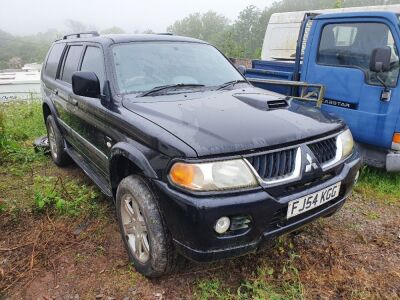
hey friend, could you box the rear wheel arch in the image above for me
[43,102,51,122]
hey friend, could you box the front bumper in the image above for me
[357,142,400,172]
[152,151,361,262]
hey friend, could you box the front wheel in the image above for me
[116,175,181,277]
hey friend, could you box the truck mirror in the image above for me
[369,47,391,73]
[72,71,101,98]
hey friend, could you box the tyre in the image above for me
[46,115,71,166]
[116,175,181,277]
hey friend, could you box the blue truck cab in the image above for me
[246,11,400,171]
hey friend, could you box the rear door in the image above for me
[53,43,84,148]
[302,16,400,149]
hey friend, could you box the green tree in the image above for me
[167,11,229,45]
[231,5,264,58]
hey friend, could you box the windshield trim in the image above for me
[109,40,245,95]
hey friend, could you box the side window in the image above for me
[44,43,65,79]
[80,46,105,90]
[318,23,400,87]
[61,45,83,84]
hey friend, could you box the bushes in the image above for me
[33,176,101,217]
[0,100,46,166]
[0,109,6,149]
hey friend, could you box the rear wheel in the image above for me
[116,175,182,277]
[46,115,71,166]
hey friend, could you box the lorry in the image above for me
[245,5,400,171]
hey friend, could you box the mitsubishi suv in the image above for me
[41,32,361,277]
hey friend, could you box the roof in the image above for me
[269,4,400,23]
[55,33,207,45]
[314,10,399,20]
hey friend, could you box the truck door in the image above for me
[302,17,400,150]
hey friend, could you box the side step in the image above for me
[65,147,113,198]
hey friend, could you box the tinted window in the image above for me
[80,46,105,90]
[61,45,83,84]
[112,42,243,93]
[318,23,399,87]
[45,43,65,79]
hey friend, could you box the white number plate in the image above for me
[287,182,341,219]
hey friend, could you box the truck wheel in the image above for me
[46,115,71,166]
[116,175,181,277]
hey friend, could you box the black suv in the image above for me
[41,32,361,277]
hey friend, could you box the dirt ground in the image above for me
[1,162,400,300]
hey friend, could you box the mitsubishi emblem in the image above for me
[305,153,318,173]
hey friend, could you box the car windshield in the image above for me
[112,42,244,94]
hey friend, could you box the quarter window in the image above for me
[318,23,400,87]
[61,45,83,84]
[80,46,105,90]
[45,43,65,79]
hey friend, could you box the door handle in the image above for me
[70,97,78,106]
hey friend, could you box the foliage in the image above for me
[0,198,6,214]
[2,0,400,67]
[167,11,230,46]
[0,100,46,167]
[195,237,304,300]
[356,166,400,205]
[0,29,59,70]
[0,109,5,147]
[33,175,100,217]
[168,0,400,59]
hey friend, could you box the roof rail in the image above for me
[157,32,173,35]
[63,31,100,40]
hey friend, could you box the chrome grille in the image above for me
[308,137,337,164]
[246,148,297,180]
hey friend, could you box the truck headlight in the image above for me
[338,129,354,159]
[169,159,258,191]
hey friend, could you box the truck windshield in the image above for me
[112,42,243,94]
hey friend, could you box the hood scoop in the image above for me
[267,99,289,109]
[233,93,289,110]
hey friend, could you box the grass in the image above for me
[1,100,400,298]
[0,100,104,218]
[355,166,400,206]
[0,100,47,170]
[33,175,101,217]
[195,238,304,300]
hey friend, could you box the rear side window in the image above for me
[317,23,400,87]
[80,46,105,90]
[61,45,83,84]
[45,43,65,79]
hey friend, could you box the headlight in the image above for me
[169,159,258,191]
[338,129,354,159]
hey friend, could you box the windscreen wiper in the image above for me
[139,83,205,97]
[216,80,248,91]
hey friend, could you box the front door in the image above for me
[68,44,110,176]
[303,17,400,149]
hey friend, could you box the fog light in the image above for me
[214,217,230,234]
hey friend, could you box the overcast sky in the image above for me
[0,0,272,35]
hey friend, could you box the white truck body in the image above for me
[261,4,400,61]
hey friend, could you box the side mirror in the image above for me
[72,71,100,98]
[369,47,391,73]
[237,65,246,75]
